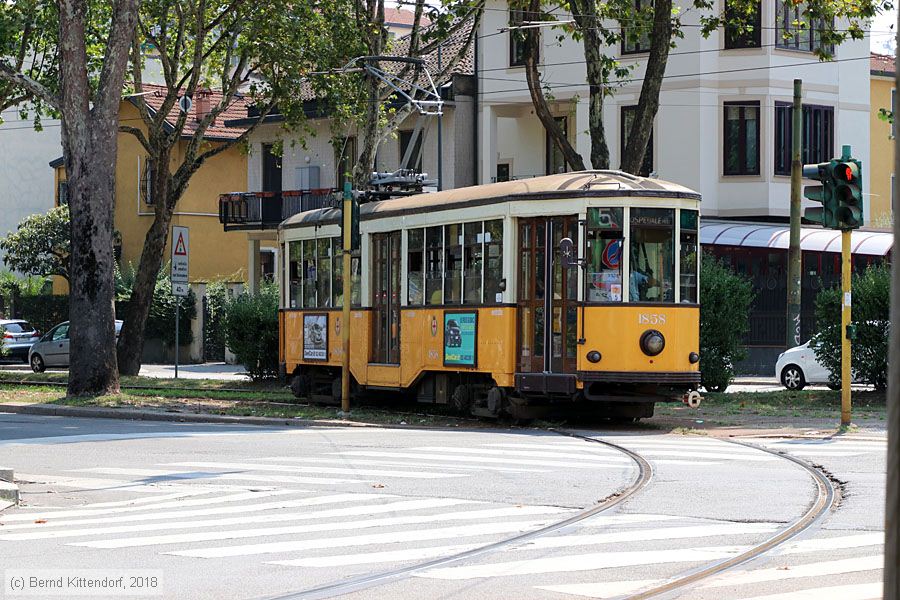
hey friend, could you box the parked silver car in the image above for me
[0,320,41,363]
[29,320,123,372]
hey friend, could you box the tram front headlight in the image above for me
[640,330,665,357]
[689,352,700,364]
[586,350,602,363]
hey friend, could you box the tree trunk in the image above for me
[620,0,673,175]
[354,73,382,188]
[571,0,609,169]
[523,0,585,172]
[57,0,138,396]
[117,150,174,376]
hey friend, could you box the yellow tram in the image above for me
[278,171,702,420]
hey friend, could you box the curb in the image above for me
[0,467,18,509]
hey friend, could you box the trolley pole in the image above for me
[787,79,803,348]
[340,180,352,415]
[840,228,851,426]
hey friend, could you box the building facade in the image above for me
[870,52,894,228]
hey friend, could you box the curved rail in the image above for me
[615,438,836,600]
[265,433,653,600]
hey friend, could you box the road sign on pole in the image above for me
[171,226,189,297]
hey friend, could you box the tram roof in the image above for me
[280,170,700,230]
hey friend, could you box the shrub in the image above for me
[699,252,754,392]
[811,264,890,389]
[116,262,196,347]
[203,281,230,361]
[15,295,69,333]
[224,283,279,380]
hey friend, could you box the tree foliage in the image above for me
[812,264,890,390]
[116,262,196,347]
[0,205,70,282]
[699,252,754,392]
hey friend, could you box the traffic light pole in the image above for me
[340,181,352,415]
[840,229,852,427]
[787,79,803,349]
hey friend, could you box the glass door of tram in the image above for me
[371,231,401,364]
[517,217,579,373]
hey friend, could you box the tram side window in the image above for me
[585,207,624,302]
[444,223,463,304]
[302,240,317,308]
[679,210,699,303]
[425,226,443,305]
[629,208,675,303]
[289,241,303,308]
[484,220,504,303]
[332,237,343,307]
[408,228,424,305]
[463,222,483,304]
[317,238,331,306]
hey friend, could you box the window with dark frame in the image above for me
[774,103,834,176]
[546,116,569,175]
[724,0,761,49]
[398,130,423,172]
[723,101,760,176]
[620,105,654,177]
[775,0,833,54]
[621,0,652,55]
[261,144,282,193]
[57,181,69,206]
[508,5,536,67]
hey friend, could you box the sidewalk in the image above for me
[0,361,249,382]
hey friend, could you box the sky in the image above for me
[870,10,897,54]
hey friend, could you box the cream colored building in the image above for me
[869,52,894,228]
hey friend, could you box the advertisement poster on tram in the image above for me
[443,311,477,366]
[303,314,328,361]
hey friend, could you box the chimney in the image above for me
[194,91,213,124]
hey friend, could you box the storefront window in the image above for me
[425,226,443,305]
[629,208,674,303]
[680,210,699,303]
[484,220,504,303]
[408,228,424,305]
[586,207,624,302]
[463,222,483,303]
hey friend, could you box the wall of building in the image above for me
[869,74,894,228]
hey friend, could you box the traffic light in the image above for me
[833,158,864,229]
[802,161,839,229]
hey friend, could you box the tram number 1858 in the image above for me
[638,313,667,325]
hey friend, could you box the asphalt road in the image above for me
[0,414,887,600]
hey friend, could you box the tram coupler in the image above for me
[682,390,703,409]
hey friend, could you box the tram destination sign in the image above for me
[443,311,477,367]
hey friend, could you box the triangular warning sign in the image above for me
[174,234,187,256]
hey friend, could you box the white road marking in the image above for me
[414,546,747,580]
[620,450,777,461]
[0,493,389,531]
[1,496,457,541]
[0,489,295,522]
[73,506,566,549]
[269,544,484,567]
[768,451,868,457]
[524,523,779,548]
[165,461,463,479]
[6,489,214,509]
[71,467,356,485]
[702,555,884,587]
[166,520,552,558]
[574,514,681,527]
[732,582,883,600]
[0,430,283,446]
[11,474,256,494]
[536,580,663,598]
[405,446,632,462]
[256,456,548,474]
[332,451,628,469]
[778,533,884,554]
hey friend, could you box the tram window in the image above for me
[317,238,331,306]
[535,221,546,300]
[679,210,699,303]
[425,226,443,304]
[463,222,483,304]
[332,237,343,307]
[408,228,424,305]
[302,239,316,308]
[289,241,303,308]
[484,220,504,303]
[444,223,463,304]
[629,208,675,303]
[585,208,624,302]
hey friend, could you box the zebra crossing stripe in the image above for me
[524,523,779,549]
[778,533,884,554]
[536,580,663,598]
[0,429,283,446]
[72,467,356,485]
[165,520,553,558]
[702,555,883,588]
[331,451,629,469]
[268,544,485,567]
[0,493,389,531]
[0,490,295,523]
[73,505,566,549]
[1,495,454,541]
[731,582,883,600]
[9,473,250,495]
[256,456,549,474]
[414,546,747,580]
[165,461,463,479]
[405,446,632,463]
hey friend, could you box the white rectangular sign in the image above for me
[172,282,190,297]
[171,226,189,287]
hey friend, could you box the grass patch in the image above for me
[0,370,286,392]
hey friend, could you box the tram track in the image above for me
[265,432,654,600]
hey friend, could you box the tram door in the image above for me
[517,217,579,373]
[371,231,401,364]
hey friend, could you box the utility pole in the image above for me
[437,43,443,192]
[340,180,352,416]
[884,34,899,600]
[787,79,803,349]
[840,224,851,426]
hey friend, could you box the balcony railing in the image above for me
[219,189,338,231]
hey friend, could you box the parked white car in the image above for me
[775,340,838,390]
